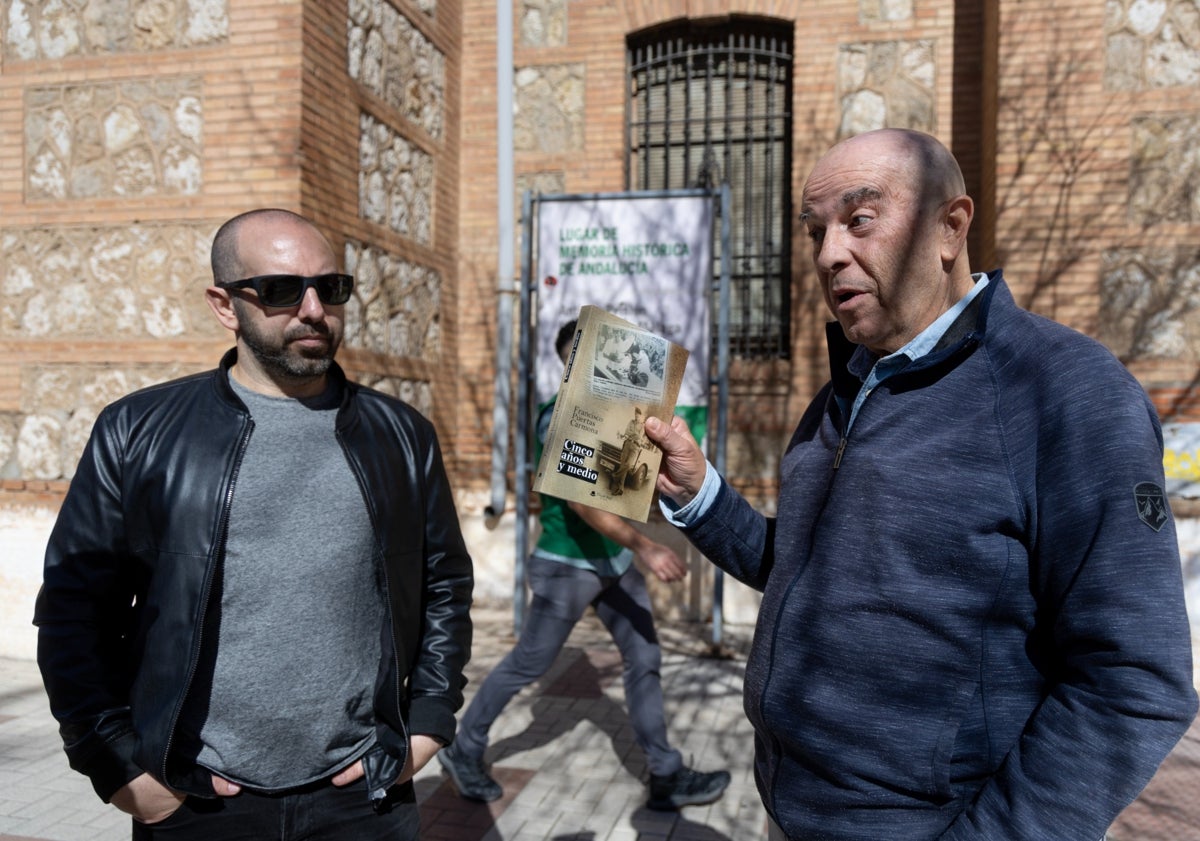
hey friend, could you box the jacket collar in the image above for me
[827,268,1005,400]
[214,348,352,417]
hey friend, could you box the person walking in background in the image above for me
[645,129,1197,840]
[34,208,474,840]
[438,319,730,812]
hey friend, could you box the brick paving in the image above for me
[0,608,763,841]
[1,607,1196,840]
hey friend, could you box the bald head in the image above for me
[211,208,332,285]
[809,129,966,218]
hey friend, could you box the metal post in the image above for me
[513,190,535,637]
[712,182,732,647]
[486,0,515,523]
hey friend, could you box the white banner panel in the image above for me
[535,194,712,407]
[1164,422,1200,499]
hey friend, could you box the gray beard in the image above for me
[248,343,335,381]
[234,301,339,382]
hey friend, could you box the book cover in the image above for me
[533,305,689,522]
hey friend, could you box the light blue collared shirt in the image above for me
[663,274,989,526]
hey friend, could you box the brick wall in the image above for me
[0,0,462,508]
[299,0,463,458]
[1,1,303,509]
[457,0,962,494]
[3,0,1197,622]
[455,0,1200,512]
[992,0,1200,423]
[449,0,1200,617]
[3,0,1199,512]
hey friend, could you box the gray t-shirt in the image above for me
[180,375,385,790]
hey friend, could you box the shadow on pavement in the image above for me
[487,647,647,781]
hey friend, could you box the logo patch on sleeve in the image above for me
[1133,482,1170,532]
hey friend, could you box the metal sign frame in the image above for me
[492,185,732,642]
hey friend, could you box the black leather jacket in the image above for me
[34,350,474,805]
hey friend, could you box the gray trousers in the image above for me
[455,554,684,776]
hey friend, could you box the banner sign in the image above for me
[535,194,712,408]
[1164,422,1200,499]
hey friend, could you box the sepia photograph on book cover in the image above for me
[534,306,689,522]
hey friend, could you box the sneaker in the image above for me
[438,743,502,802]
[647,765,731,810]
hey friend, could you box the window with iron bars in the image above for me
[627,17,794,358]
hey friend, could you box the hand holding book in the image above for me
[533,306,689,522]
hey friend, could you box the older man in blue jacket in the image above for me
[646,128,1197,840]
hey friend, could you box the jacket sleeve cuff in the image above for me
[406,697,458,746]
[66,728,144,803]
[659,461,721,526]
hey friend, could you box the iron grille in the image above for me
[627,17,794,358]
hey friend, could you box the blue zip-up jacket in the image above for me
[682,272,1196,839]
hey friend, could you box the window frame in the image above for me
[626,16,795,358]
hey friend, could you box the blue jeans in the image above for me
[130,778,418,841]
[454,554,683,776]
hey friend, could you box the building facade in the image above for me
[2,0,1199,654]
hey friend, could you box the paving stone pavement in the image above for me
[2,606,1196,840]
[0,608,764,841]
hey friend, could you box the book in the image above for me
[533,305,689,522]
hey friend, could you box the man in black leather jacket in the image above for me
[34,208,474,840]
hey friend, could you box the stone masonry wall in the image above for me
[2,0,240,496]
[995,0,1200,421]
[305,0,459,432]
[1,0,457,493]
[4,0,1197,635]
[5,0,229,58]
[0,0,460,658]
[348,0,445,139]
[2,223,216,341]
[25,78,204,200]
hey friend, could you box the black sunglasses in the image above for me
[216,274,355,308]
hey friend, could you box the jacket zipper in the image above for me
[832,386,852,470]
[160,417,253,788]
[336,428,410,767]
[763,394,850,816]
